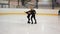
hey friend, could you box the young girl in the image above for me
[25,5,37,24]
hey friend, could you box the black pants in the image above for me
[27,14,30,23]
[36,2,38,9]
[21,0,25,6]
[52,0,55,9]
[31,15,36,24]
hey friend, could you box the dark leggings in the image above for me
[27,15,30,22]
[31,15,36,23]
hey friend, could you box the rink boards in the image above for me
[0,8,59,16]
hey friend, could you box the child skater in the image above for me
[25,5,37,24]
[30,5,37,24]
[25,9,31,24]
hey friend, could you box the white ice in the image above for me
[0,15,60,34]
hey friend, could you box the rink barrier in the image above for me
[0,8,59,16]
[0,12,58,16]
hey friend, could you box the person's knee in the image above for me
[33,16,35,19]
[29,18,30,20]
[31,18,32,20]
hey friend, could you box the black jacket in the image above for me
[25,9,36,15]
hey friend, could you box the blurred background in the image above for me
[0,0,60,9]
[0,1,60,34]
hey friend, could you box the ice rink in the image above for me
[0,15,60,34]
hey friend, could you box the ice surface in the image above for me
[0,15,60,34]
